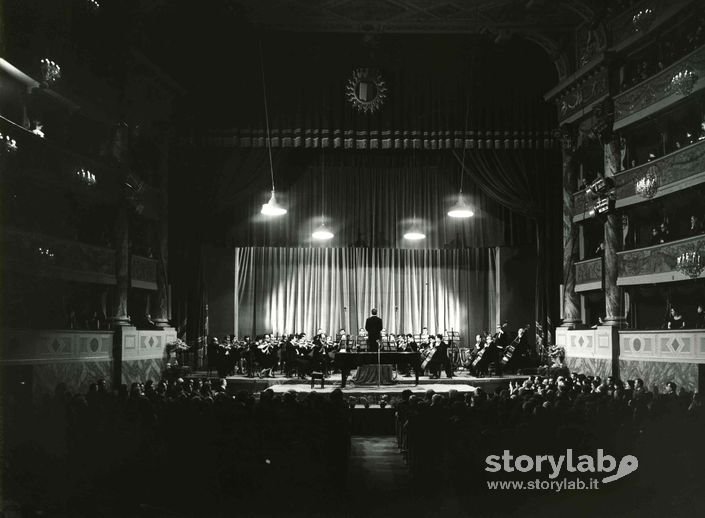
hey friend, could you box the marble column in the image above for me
[152,134,170,328]
[110,204,131,327]
[603,212,625,327]
[560,129,581,327]
[110,123,131,327]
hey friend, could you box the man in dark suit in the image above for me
[365,308,383,352]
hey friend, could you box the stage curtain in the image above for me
[233,246,496,343]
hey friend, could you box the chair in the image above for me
[310,371,325,389]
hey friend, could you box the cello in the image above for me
[501,325,530,366]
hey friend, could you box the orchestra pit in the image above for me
[2,1,705,517]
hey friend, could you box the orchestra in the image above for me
[205,321,532,381]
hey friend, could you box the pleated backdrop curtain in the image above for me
[234,247,496,343]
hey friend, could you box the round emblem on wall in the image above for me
[346,68,388,114]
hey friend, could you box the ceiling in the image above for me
[223,0,594,35]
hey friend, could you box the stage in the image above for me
[188,370,528,402]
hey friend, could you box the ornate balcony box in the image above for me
[617,234,705,285]
[573,137,705,221]
[614,44,705,130]
[608,0,692,55]
[2,227,116,284]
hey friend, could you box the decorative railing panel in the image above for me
[1,329,114,363]
[131,255,158,289]
[620,330,705,363]
[614,44,705,128]
[555,327,614,360]
[555,67,608,124]
[2,227,116,284]
[121,328,177,361]
[573,138,705,219]
[618,234,705,282]
[575,257,602,291]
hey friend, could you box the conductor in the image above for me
[365,308,383,352]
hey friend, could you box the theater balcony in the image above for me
[575,234,705,292]
[608,0,694,55]
[573,135,705,222]
[614,43,705,131]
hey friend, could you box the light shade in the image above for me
[403,231,426,241]
[447,195,474,218]
[261,190,287,216]
[312,223,334,240]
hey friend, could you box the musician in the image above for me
[365,308,383,352]
[337,329,348,351]
[257,334,278,378]
[494,322,511,349]
[429,334,453,379]
[312,331,332,376]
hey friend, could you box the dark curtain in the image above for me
[208,149,533,248]
[454,149,562,350]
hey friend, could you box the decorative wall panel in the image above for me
[565,357,612,379]
[619,359,698,391]
[122,358,166,386]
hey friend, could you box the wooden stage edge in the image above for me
[188,372,528,398]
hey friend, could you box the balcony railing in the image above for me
[2,227,159,288]
[573,137,705,221]
[618,234,705,284]
[614,44,705,129]
[575,234,705,291]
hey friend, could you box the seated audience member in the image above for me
[667,307,686,330]
[694,304,705,329]
[687,215,704,236]
[649,227,662,246]
[659,222,670,242]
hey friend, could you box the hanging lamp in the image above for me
[259,42,286,217]
[312,148,334,240]
[448,110,474,218]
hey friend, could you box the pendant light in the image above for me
[448,137,474,218]
[312,148,334,240]
[403,149,426,241]
[259,42,286,217]
[449,99,474,218]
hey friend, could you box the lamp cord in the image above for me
[259,40,276,193]
[321,148,325,220]
[460,95,470,194]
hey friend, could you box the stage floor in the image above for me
[189,370,527,397]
